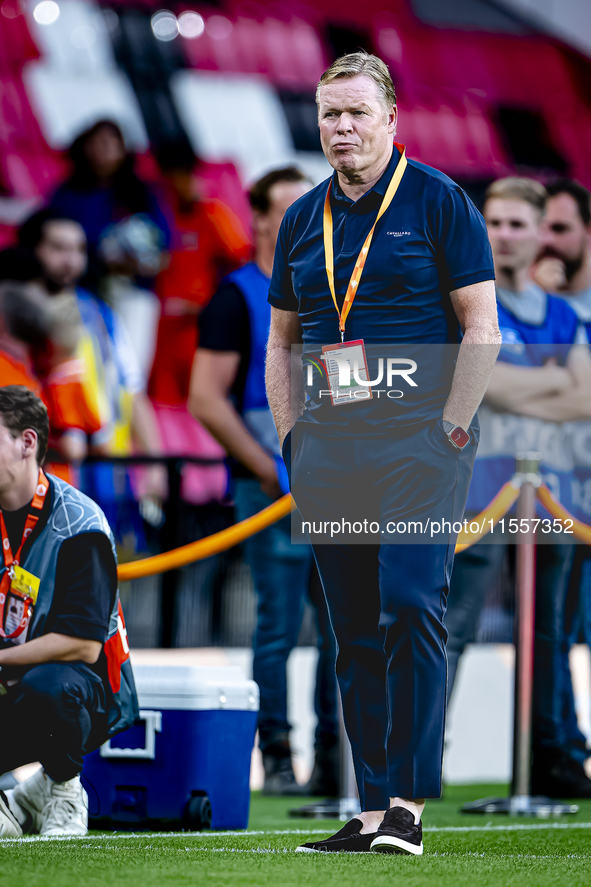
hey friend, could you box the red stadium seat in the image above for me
[0,223,17,249]
[262,17,326,89]
[262,17,300,86]
[0,0,40,75]
[400,87,509,179]
[234,16,269,76]
[0,76,42,156]
[463,97,510,175]
[182,11,327,91]
[195,160,252,236]
[0,75,63,198]
[182,15,242,74]
[290,20,327,88]
[551,114,591,190]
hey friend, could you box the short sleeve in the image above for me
[49,533,117,643]
[199,283,249,354]
[434,189,495,292]
[268,213,299,311]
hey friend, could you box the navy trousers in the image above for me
[0,662,107,782]
[285,417,477,809]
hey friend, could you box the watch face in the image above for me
[450,426,470,449]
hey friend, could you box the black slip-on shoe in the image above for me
[296,818,377,853]
[370,806,423,856]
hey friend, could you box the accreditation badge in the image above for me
[321,339,373,406]
[3,565,39,643]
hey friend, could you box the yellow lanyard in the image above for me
[323,144,408,341]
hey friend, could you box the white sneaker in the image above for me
[39,776,88,837]
[8,767,50,834]
[0,791,23,837]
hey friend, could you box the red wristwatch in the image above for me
[442,421,470,450]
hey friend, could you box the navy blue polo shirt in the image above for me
[268,145,494,426]
[269,146,493,344]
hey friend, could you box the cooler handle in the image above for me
[100,710,162,760]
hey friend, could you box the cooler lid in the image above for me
[132,665,259,712]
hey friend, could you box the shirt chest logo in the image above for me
[387,230,411,237]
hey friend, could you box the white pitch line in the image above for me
[2,821,591,846]
[0,830,333,845]
[179,848,591,859]
[15,845,591,860]
[425,821,591,833]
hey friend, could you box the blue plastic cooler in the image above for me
[83,665,259,830]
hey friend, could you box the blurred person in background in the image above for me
[535,179,591,334]
[0,281,47,394]
[447,177,591,798]
[149,142,251,407]
[49,120,170,265]
[17,211,165,527]
[49,120,172,384]
[97,214,165,389]
[190,167,339,796]
[535,178,591,773]
[0,254,103,478]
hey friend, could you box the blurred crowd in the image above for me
[0,120,251,542]
[447,174,591,799]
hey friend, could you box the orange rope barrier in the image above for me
[116,479,591,583]
[455,480,521,552]
[536,484,591,546]
[118,494,294,582]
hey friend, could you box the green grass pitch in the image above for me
[2,785,591,887]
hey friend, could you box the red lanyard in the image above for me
[0,469,48,639]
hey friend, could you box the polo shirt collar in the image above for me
[331,142,403,205]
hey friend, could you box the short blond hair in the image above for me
[485,177,547,214]
[316,51,396,112]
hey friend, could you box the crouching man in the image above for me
[0,385,137,837]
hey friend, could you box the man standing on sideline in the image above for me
[266,52,500,855]
[189,168,339,796]
[446,177,591,798]
[0,386,137,837]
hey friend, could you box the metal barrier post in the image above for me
[159,459,183,648]
[511,453,538,803]
[462,452,577,817]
